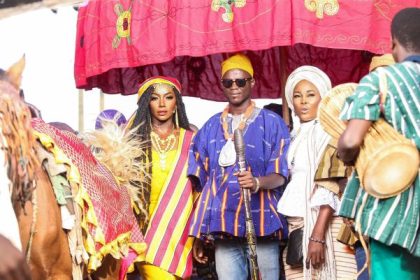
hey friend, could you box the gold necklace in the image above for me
[150,130,177,170]
[221,101,255,140]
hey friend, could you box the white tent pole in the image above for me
[99,90,104,112]
[78,89,84,132]
[279,47,290,127]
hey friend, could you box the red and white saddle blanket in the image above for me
[31,118,145,272]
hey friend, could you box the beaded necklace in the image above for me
[221,101,255,140]
[218,101,255,167]
[150,129,177,170]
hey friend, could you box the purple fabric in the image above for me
[95,109,127,130]
[78,46,373,101]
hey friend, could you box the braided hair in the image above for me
[129,84,190,232]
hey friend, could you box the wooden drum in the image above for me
[319,83,419,198]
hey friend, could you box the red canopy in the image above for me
[74,0,420,100]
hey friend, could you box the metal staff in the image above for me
[234,129,261,280]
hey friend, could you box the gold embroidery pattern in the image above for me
[211,0,247,23]
[374,0,397,21]
[113,3,132,48]
[294,29,390,53]
[304,0,339,19]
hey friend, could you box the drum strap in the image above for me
[377,68,388,114]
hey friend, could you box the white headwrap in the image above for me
[284,66,332,112]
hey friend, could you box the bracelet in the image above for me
[252,177,260,193]
[309,237,326,244]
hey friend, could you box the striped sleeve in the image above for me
[340,72,381,121]
[338,173,361,219]
[265,115,290,178]
[187,127,209,192]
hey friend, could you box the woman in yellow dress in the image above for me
[127,76,195,279]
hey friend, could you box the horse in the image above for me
[0,57,145,280]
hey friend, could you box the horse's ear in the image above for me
[6,54,25,90]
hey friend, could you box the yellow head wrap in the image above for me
[221,53,254,77]
[369,54,395,72]
[137,76,181,100]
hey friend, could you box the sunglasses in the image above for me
[221,78,253,88]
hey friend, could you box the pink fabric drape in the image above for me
[74,0,420,99]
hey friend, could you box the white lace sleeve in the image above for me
[310,186,341,213]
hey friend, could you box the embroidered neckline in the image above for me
[290,120,317,167]
[221,101,255,140]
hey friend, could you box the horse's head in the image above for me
[0,55,25,90]
[1,56,42,119]
[0,55,38,210]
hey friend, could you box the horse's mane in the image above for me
[0,71,38,209]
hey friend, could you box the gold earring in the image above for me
[175,109,179,128]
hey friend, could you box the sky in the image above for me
[0,6,283,132]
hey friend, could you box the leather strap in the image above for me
[377,68,388,114]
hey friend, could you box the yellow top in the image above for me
[149,148,177,215]
[140,128,194,278]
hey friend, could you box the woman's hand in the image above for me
[306,205,334,270]
[192,238,208,264]
[306,239,325,269]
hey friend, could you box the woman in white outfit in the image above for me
[277,66,357,279]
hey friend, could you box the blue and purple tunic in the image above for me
[188,107,290,239]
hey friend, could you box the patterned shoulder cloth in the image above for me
[142,128,195,278]
[314,138,352,195]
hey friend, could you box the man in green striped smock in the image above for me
[337,7,420,280]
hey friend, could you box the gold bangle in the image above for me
[252,177,260,193]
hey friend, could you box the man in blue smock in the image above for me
[189,53,290,280]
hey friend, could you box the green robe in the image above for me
[339,61,420,257]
